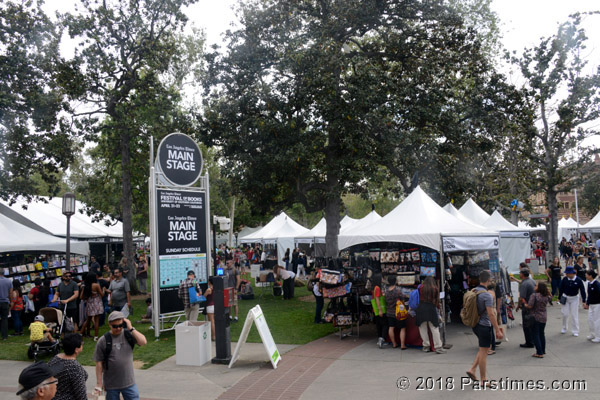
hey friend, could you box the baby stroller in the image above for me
[27,305,66,361]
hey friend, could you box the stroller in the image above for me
[27,305,67,361]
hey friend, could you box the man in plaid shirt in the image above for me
[178,271,201,321]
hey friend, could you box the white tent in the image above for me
[339,210,382,236]
[518,220,546,232]
[240,212,308,265]
[443,203,488,228]
[296,215,359,245]
[338,187,498,252]
[0,197,130,239]
[560,216,582,239]
[0,213,89,254]
[458,198,491,226]
[482,211,530,273]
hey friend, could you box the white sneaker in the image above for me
[592,338,600,343]
[377,337,384,349]
[573,333,579,337]
[561,329,567,334]
[587,335,595,340]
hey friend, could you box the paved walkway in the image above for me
[1,305,599,399]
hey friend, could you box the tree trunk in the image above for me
[228,196,236,247]
[120,130,139,294]
[546,189,559,260]
[324,171,342,258]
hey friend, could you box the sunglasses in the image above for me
[44,379,59,386]
[110,324,123,329]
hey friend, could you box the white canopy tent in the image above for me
[338,187,498,252]
[482,211,530,273]
[443,203,488,229]
[295,215,359,257]
[239,212,309,265]
[0,197,130,240]
[339,210,382,236]
[0,213,89,254]
[558,217,579,240]
[518,220,546,232]
[458,198,491,226]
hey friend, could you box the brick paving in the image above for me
[218,334,368,400]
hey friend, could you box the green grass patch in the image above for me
[0,286,335,369]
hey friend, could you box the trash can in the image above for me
[175,321,211,366]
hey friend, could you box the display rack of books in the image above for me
[1,254,88,293]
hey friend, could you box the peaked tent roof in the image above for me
[458,198,491,226]
[483,211,523,231]
[240,212,308,241]
[443,203,488,228]
[338,186,497,251]
[296,218,326,240]
[0,212,89,254]
[0,197,130,239]
[340,215,358,230]
[518,220,546,231]
[339,210,382,235]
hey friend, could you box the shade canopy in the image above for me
[239,212,308,265]
[296,215,359,245]
[0,212,89,254]
[482,211,530,273]
[338,186,497,252]
[0,197,128,239]
[458,198,491,226]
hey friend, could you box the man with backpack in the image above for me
[465,270,503,387]
[93,311,147,399]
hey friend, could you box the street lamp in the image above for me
[62,193,76,272]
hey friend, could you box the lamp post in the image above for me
[62,193,76,272]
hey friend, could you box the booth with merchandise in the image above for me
[327,187,502,345]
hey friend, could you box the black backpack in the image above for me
[102,330,136,370]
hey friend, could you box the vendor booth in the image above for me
[481,211,530,273]
[333,187,500,345]
[295,215,359,257]
[239,212,308,266]
[0,212,89,293]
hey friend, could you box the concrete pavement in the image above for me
[1,305,599,399]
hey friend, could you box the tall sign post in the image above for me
[149,133,211,338]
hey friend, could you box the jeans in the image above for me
[314,294,324,323]
[138,277,147,293]
[531,321,546,355]
[551,278,561,298]
[106,384,139,400]
[11,309,22,334]
[375,315,388,338]
[0,302,9,339]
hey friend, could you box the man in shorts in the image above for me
[466,270,503,386]
[51,272,79,332]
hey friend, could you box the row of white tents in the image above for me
[240,187,543,272]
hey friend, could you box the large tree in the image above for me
[61,0,201,288]
[512,14,600,258]
[0,0,73,202]
[203,0,504,257]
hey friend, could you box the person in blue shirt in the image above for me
[558,266,587,337]
[583,269,600,343]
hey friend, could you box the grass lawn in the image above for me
[0,285,335,369]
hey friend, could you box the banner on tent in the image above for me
[442,236,499,252]
[499,231,530,238]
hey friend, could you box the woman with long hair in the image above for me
[79,273,104,340]
[416,277,445,354]
[137,255,148,294]
[385,275,407,349]
[525,282,551,358]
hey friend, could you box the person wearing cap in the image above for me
[93,310,146,399]
[30,315,55,343]
[559,266,587,336]
[16,361,61,400]
[178,270,202,321]
[51,271,79,332]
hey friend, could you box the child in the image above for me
[29,315,55,343]
[137,298,153,324]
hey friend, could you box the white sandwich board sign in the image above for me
[229,305,281,369]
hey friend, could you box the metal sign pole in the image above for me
[149,166,160,340]
[205,174,212,280]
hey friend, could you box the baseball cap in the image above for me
[34,315,44,322]
[108,311,125,322]
[16,361,63,395]
[187,270,195,277]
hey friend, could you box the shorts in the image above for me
[387,316,407,329]
[206,305,214,313]
[473,324,493,348]
[232,289,238,307]
[65,307,79,324]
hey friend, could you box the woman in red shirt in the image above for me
[10,280,24,336]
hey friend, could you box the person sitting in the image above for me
[240,280,254,300]
[30,315,55,344]
[137,298,153,324]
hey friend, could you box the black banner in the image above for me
[157,133,203,187]
[156,189,208,314]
